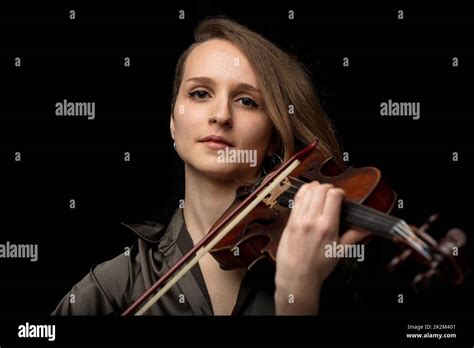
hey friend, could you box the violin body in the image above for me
[210,144,397,270]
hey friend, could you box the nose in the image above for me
[209,96,233,128]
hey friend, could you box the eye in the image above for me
[238,97,259,108]
[188,90,211,100]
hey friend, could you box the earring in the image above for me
[262,153,283,175]
[173,141,176,150]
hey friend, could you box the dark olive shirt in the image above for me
[52,209,358,316]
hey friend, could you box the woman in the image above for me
[52,17,367,316]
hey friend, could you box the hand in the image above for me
[274,181,369,315]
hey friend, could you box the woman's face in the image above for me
[170,39,273,183]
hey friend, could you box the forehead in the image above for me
[183,39,259,87]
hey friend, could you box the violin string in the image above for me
[283,186,401,229]
[279,190,396,239]
[282,181,409,239]
[286,178,415,240]
[392,222,431,257]
[266,174,432,257]
[280,179,431,254]
[281,188,431,255]
[287,185,402,224]
[393,226,431,259]
[282,187,399,227]
[284,180,403,225]
[288,176,310,185]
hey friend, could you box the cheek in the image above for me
[173,99,203,136]
[241,119,272,149]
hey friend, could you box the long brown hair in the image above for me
[171,16,345,169]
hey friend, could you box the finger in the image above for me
[321,187,345,236]
[287,183,315,230]
[304,183,333,219]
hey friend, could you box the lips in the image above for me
[199,135,235,147]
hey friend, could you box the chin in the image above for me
[192,159,253,182]
[201,163,241,180]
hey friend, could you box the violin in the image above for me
[122,141,466,315]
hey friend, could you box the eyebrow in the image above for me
[185,76,261,94]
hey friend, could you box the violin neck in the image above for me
[277,194,401,240]
[278,187,432,258]
[341,200,401,239]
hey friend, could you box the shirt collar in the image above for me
[120,208,185,252]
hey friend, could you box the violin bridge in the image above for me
[262,177,291,208]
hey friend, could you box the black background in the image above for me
[1,1,473,345]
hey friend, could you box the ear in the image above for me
[170,114,175,140]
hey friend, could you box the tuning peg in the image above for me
[418,213,439,234]
[387,248,413,271]
[412,268,440,294]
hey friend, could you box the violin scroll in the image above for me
[387,213,467,292]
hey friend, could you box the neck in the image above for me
[183,165,242,242]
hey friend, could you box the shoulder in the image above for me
[87,220,170,306]
[52,221,167,315]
